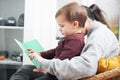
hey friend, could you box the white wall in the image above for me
[85,0,120,22]
[96,0,120,22]
[24,0,57,64]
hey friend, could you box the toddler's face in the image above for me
[56,14,76,37]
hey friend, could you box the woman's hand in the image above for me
[33,68,47,75]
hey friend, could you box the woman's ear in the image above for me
[73,21,79,28]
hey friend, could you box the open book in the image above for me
[14,39,45,68]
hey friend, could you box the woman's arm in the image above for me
[35,41,102,80]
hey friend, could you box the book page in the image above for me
[14,39,45,68]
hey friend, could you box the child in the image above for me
[28,2,87,80]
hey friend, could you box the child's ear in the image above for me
[73,21,79,28]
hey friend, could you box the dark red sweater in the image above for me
[41,33,84,60]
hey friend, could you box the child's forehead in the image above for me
[56,14,68,21]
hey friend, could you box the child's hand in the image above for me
[28,49,46,74]
[28,48,40,60]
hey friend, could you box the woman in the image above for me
[10,2,120,80]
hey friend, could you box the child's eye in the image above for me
[60,25,64,27]
[58,24,64,27]
[61,25,64,27]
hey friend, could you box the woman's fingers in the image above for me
[33,68,40,72]
[33,68,47,75]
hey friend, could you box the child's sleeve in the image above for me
[40,48,56,59]
[97,56,120,73]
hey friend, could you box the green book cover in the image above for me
[14,39,45,68]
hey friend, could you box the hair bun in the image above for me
[89,4,101,14]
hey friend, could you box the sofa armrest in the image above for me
[82,67,120,80]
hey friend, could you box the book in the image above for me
[14,39,45,68]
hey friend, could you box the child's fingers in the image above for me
[28,48,34,53]
[29,54,35,60]
[28,48,32,51]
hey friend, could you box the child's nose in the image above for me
[59,28,62,32]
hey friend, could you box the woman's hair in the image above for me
[55,2,87,28]
[83,4,110,29]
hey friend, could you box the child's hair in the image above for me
[83,4,110,29]
[55,2,87,28]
